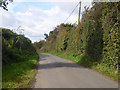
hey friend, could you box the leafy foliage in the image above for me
[0,0,13,11]
[34,40,46,52]
[2,28,37,65]
[2,28,38,88]
[101,2,120,69]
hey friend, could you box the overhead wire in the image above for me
[64,2,79,23]
[9,3,80,38]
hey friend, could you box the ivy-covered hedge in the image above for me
[101,3,120,69]
[34,2,119,71]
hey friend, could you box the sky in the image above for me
[0,0,92,43]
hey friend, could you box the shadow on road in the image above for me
[37,62,84,70]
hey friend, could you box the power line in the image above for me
[64,2,79,23]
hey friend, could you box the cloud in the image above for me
[14,0,93,2]
[0,2,92,43]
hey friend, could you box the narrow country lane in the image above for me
[33,53,118,88]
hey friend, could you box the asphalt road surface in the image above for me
[34,53,118,88]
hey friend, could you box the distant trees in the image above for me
[34,40,46,52]
[44,33,48,40]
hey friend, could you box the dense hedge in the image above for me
[34,2,119,70]
[101,3,120,69]
[2,28,37,65]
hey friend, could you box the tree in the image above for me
[0,0,13,11]
[44,33,48,40]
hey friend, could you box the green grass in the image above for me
[47,51,118,81]
[2,54,39,88]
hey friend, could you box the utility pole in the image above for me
[78,1,81,25]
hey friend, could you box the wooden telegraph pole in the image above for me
[78,1,81,25]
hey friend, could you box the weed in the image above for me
[2,54,38,88]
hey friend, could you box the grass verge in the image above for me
[2,54,39,88]
[47,51,118,81]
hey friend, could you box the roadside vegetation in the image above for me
[48,52,118,81]
[34,2,120,81]
[2,28,38,88]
